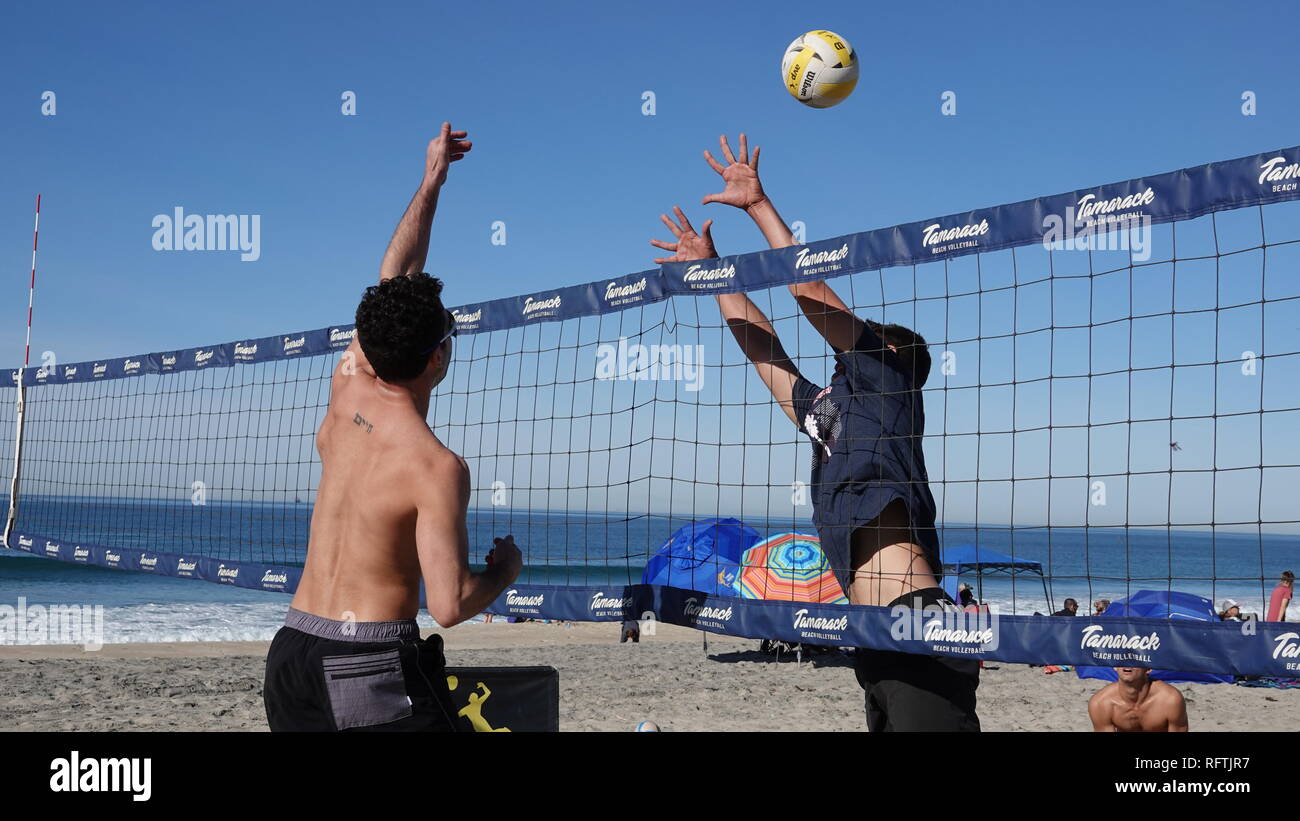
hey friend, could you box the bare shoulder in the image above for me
[1088,682,1117,709]
[435,444,470,485]
[408,438,470,501]
[1087,683,1116,730]
[1151,680,1185,704]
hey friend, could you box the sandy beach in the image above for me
[1,622,1295,732]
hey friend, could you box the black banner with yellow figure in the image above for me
[444,666,559,733]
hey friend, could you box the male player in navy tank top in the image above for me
[649,134,979,732]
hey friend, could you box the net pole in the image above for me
[3,194,40,550]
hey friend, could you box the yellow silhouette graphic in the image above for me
[446,675,512,732]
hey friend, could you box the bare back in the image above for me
[290,341,462,622]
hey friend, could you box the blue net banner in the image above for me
[7,528,1298,678]
[5,529,302,594]
[482,583,1300,680]
[8,325,355,386]
[7,146,1299,385]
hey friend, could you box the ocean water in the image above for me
[2,498,1297,643]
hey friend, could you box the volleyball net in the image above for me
[5,146,1300,675]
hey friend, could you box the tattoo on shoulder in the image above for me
[353,412,374,433]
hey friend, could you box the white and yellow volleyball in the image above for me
[780,30,858,108]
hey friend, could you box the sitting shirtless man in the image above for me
[263,122,522,732]
[1088,667,1189,732]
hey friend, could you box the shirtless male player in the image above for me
[263,122,522,732]
[650,134,979,731]
[1088,667,1190,732]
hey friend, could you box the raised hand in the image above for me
[425,122,473,188]
[702,133,766,210]
[650,206,717,263]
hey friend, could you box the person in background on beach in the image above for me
[1051,598,1078,617]
[1267,571,1294,622]
[621,618,641,643]
[1218,599,1244,621]
[657,133,979,732]
[957,584,977,609]
[1088,667,1188,732]
[263,122,522,732]
[1092,599,1110,616]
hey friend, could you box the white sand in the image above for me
[1,622,1294,731]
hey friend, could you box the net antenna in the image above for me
[3,194,40,551]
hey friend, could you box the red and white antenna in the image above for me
[23,194,41,371]
[5,194,40,550]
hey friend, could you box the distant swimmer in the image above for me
[1088,667,1189,732]
[263,122,522,732]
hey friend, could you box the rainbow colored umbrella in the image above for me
[734,533,848,604]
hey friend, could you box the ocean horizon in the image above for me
[3,495,1297,643]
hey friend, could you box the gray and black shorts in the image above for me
[264,608,459,732]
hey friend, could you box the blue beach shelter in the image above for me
[641,518,760,597]
[940,544,1050,608]
[1076,590,1235,684]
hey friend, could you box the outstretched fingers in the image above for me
[659,212,683,237]
[672,205,696,235]
[719,134,737,165]
[650,234,680,264]
[652,212,681,263]
[703,149,726,175]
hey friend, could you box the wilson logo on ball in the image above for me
[780,30,859,109]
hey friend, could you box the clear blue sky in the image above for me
[2,0,1296,363]
[1,0,1298,530]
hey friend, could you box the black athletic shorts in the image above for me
[854,587,981,732]
[264,608,459,732]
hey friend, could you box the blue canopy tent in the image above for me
[640,518,760,597]
[1076,590,1235,684]
[941,545,1051,610]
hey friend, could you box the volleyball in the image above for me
[780,30,859,108]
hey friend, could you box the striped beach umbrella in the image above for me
[734,533,848,604]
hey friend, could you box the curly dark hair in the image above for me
[865,319,932,389]
[354,272,451,383]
